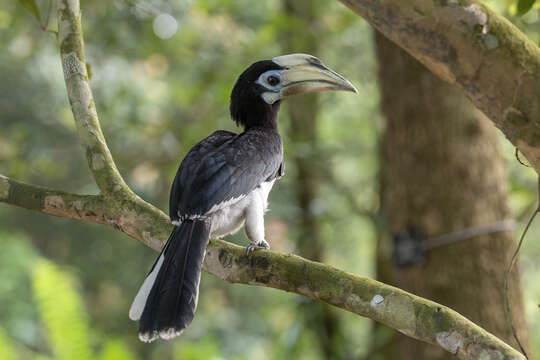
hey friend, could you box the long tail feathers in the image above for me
[129,220,210,343]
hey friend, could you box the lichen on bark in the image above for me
[339,0,540,173]
[0,175,10,200]
[57,0,129,195]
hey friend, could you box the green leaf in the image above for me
[18,0,41,22]
[517,0,536,15]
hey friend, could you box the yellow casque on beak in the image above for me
[272,54,358,98]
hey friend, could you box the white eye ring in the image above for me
[256,70,282,90]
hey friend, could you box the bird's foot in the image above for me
[246,240,270,255]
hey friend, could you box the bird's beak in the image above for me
[272,54,358,98]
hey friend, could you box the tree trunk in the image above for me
[282,1,345,358]
[374,31,529,359]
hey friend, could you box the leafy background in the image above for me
[0,0,539,359]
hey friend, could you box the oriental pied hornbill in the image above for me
[129,54,357,342]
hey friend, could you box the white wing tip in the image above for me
[159,327,184,340]
[139,331,158,343]
[138,328,184,343]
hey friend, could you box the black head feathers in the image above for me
[229,60,284,129]
[229,54,357,129]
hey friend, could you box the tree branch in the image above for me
[205,240,525,360]
[339,0,540,174]
[0,0,527,358]
[57,0,129,194]
[0,174,102,221]
[0,170,526,359]
[0,173,170,251]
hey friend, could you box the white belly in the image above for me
[208,180,274,238]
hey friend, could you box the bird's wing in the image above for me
[169,130,237,222]
[170,130,283,221]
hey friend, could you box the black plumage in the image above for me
[169,129,284,222]
[229,60,284,128]
[139,220,210,339]
[130,54,356,342]
[135,60,286,342]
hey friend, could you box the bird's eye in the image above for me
[267,75,280,86]
[256,70,282,92]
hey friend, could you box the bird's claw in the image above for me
[246,241,270,255]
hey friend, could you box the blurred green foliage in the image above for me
[17,0,40,23]
[0,326,17,360]
[99,340,138,360]
[33,260,94,360]
[0,233,137,360]
[0,0,539,359]
[517,0,537,15]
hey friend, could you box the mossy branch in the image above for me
[0,170,526,359]
[339,0,540,174]
[205,240,525,360]
[0,174,102,221]
[0,0,528,358]
[57,0,129,195]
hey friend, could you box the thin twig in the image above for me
[41,0,53,31]
[503,178,540,359]
[123,0,159,16]
[515,148,530,167]
[319,166,377,220]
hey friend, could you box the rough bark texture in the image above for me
[55,0,171,249]
[338,0,540,174]
[58,0,128,194]
[1,172,527,360]
[283,1,345,357]
[0,175,170,251]
[375,31,529,359]
[0,0,532,358]
[205,240,524,360]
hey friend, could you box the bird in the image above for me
[128,54,357,342]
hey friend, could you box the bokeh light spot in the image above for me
[153,13,178,40]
